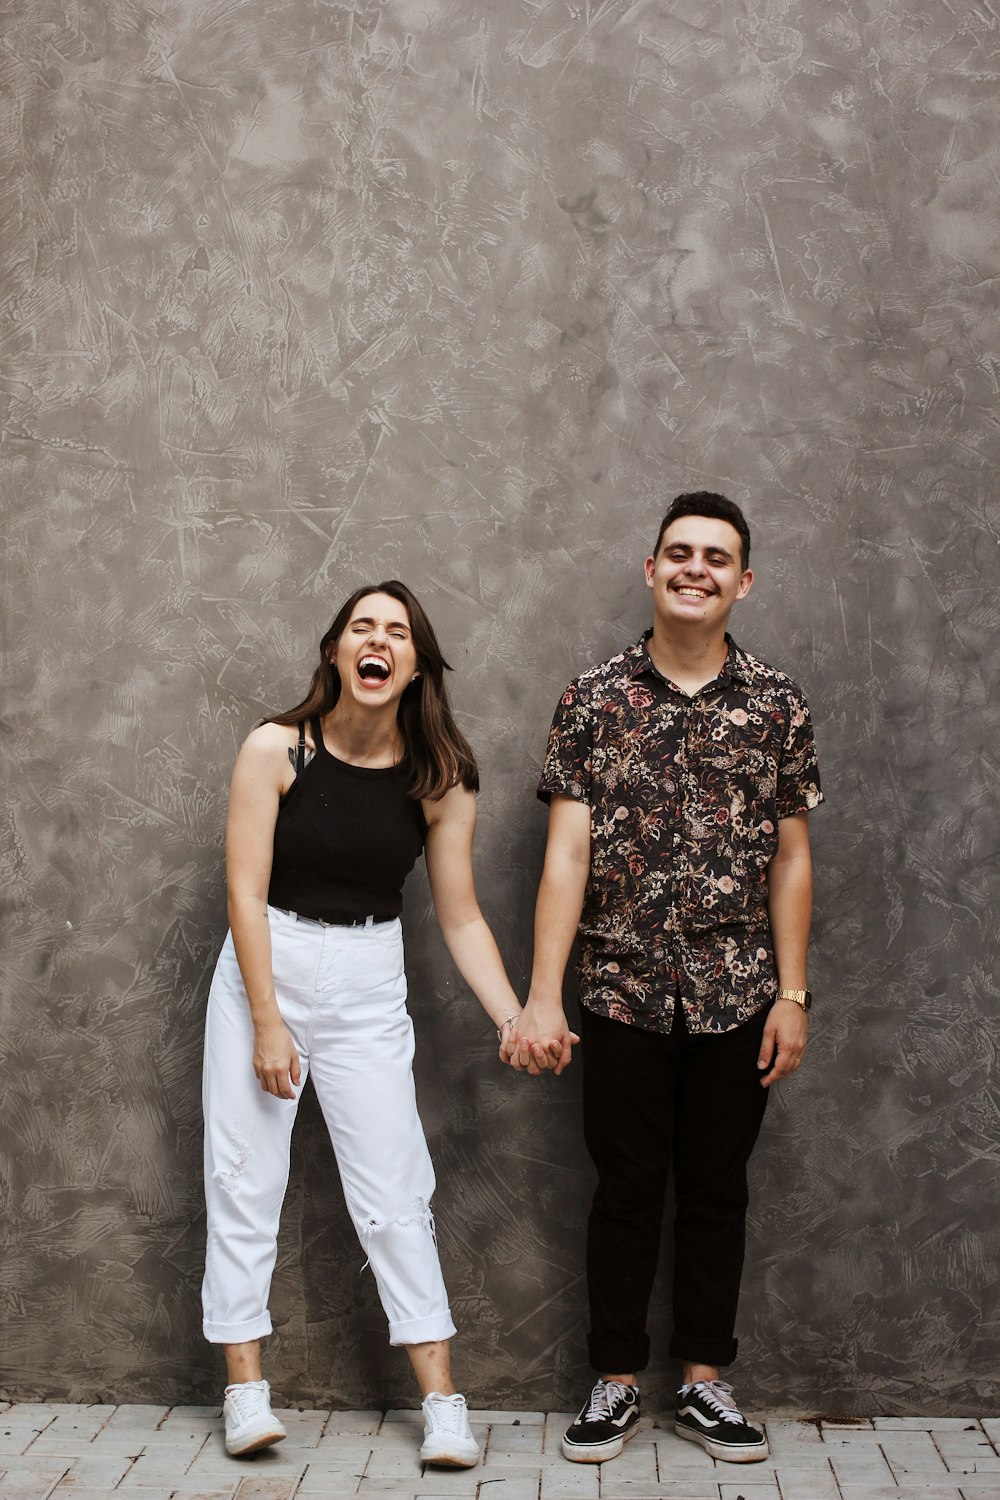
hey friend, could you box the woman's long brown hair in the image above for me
[269,580,479,800]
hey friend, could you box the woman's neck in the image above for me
[321,702,403,768]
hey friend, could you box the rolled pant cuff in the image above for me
[668,1333,737,1368]
[587,1332,650,1374]
[388,1310,457,1347]
[204,1311,273,1344]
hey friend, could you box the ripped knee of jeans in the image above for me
[360,1197,436,1273]
[212,1131,254,1195]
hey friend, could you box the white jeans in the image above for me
[201,905,456,1347]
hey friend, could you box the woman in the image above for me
[202,581,529,1468]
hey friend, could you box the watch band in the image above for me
[776,988,812,1011]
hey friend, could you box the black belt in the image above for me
[272,906,395,929]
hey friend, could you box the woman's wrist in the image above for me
[249,1001,283,1029]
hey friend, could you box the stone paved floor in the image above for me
[2,1402,999,1500]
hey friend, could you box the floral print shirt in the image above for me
[537,633,824,1035]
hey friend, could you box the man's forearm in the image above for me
[766,844,813,987]
[510,796,591,1073]
[762,821,813,1086]
[527,850,588,1009]
[507,854,586,1074]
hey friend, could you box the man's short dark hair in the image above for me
[653,492,751,571]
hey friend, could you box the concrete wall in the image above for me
[2,0,997,1413]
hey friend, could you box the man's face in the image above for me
[644,516,753,629]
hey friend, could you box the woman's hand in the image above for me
[252,1017,302,1100]
[496,1016,556,1073]
[499,1025,566,1074]
[502,1002,580,1076]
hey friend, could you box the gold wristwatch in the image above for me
[776,988,812,1011]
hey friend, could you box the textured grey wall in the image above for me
[2,0,998,1416]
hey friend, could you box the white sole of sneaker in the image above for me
[419,1445,480,1468]
[561,1419,639,1464]
[226,1427,287,1457]
[674,1422,768,1462]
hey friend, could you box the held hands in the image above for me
[499,996,580,1077]
[757,998,808,1087]
[253,1016,302,1100]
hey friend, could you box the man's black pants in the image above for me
[581,1000,771,1374]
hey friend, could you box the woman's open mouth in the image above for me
[357,654,391,684]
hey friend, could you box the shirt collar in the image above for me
[628,631,753,689]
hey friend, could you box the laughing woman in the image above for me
[201,581,528,1468]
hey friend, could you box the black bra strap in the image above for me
[296,721,306,775]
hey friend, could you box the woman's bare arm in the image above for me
[226,723,301,1099]
[423,783,526,1049]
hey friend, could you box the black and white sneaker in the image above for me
[562,1378,640,1462]
[675,1380,768,1462]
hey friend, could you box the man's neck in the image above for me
[647,621,731,696]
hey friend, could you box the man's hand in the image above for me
[757,998,808,1087]
[253,1018,302,1099]
[498,1032,563,1072]
[503,997,580,1077]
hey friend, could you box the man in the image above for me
[509,492,822,1464]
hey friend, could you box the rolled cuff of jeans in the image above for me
[387,1310,457,1347]
[203,1311,274,1345]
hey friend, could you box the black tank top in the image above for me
[267,719,426,923]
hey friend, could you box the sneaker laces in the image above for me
[225,1380,270,1423]
[685,1379,743,1425]
[425,1393,469,1435]
[582,1379,631,1424]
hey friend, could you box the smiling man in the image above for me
[511,492,823,1466]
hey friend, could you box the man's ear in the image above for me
[644,555,656,587]
[736,568,754,601]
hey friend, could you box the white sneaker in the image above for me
[419,1391,481,1468]
[223,1379,287,1456]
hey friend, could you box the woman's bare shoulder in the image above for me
[234,721,306,777]
[238,721,318,787]
[248,720,301,747]
[242,721,300,754]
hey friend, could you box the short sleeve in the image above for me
[776,691,824,818]
[537,679,594,805]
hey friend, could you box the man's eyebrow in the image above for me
[668,540,736,557]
